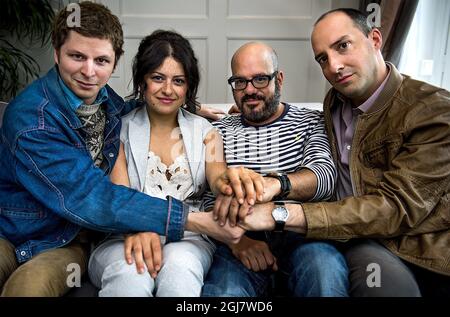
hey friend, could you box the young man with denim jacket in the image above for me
[0,2,261,297]
[239,9,449,297]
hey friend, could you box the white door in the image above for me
[102,0,331,104]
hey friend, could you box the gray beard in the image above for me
[240,83,281,123]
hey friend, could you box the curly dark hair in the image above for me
[52,1,124,67]
[130,30,200,113]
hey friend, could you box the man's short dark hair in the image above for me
[315,8,374,37]
[52,1,124,67]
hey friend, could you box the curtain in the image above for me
[359,0,419,67]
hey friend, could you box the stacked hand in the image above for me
[213,166,265,206]
[213,175,282,227]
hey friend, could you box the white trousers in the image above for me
[88,235,215,297]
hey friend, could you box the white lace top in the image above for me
[143,151,194,202]
[143,151,199,244]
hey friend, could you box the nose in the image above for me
[80,60,95,78]
[327,53,344,75]
[162,80,173,95]
[243,80,257,95]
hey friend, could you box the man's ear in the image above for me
[370,28,383,50]
[277,70,284,88]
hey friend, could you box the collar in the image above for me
[41,66,124,129]
[327,62,403,115]
[336,65,391,117]
[58,74,109,111]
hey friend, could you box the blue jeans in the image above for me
[202,233,349,297]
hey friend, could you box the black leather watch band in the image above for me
[267,173,292,200]
[274,220,284,232]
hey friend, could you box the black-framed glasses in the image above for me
[228,71,278,90]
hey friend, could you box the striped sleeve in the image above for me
[300,113,336,201]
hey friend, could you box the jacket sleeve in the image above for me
[303,92,450,239]
[13,127,188,242]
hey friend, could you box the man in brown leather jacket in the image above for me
[239,8,449,297]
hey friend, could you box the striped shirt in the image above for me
[203,103,336,210]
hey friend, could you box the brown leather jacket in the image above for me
[302,63,450,276]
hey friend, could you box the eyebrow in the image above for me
[314,35,350,61]
[152,71,186,78]
[66,49,113,60]
[232,73,271,79]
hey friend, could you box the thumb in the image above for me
[272,259,278,271]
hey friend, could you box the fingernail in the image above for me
[258,195,263,201]
[139,268,145,274]
[214,216,218,220]
[249,199,254,205]
[239,199,244,204]
[220,222,224,226]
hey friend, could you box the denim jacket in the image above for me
[0,67,188,263]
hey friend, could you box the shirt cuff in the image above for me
[165,196,189,242]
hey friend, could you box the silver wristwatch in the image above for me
[271,202,289,232]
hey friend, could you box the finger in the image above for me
[216,177,233,196]
[124,238,134,265]
[228,168,245,204]
[240,256,252,271]
[228,197,240,227]
[249,255,262,272]
[213,194,227,221]
[237,201,251,223]
[252,173,265,202]
[240,173,256,206]
[272,259,278,271]
[218,195,233,226]
[151,236,162,274]
[142,237,155,278]
[262,250,277,272]
[133,243,146,274]
[255,253,268,271]
[213,109,226,115]
[228,104,240,114]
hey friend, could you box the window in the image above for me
[398,0,450,90]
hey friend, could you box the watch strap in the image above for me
[272,174,292,201]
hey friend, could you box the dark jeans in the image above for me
[343,239,450,297]
[202,233,349,297]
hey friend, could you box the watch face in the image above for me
[272,206,289,221]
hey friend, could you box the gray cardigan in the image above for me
[120,105,214,210]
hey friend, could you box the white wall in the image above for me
[102,0,334,104]
[24,0,361,102]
